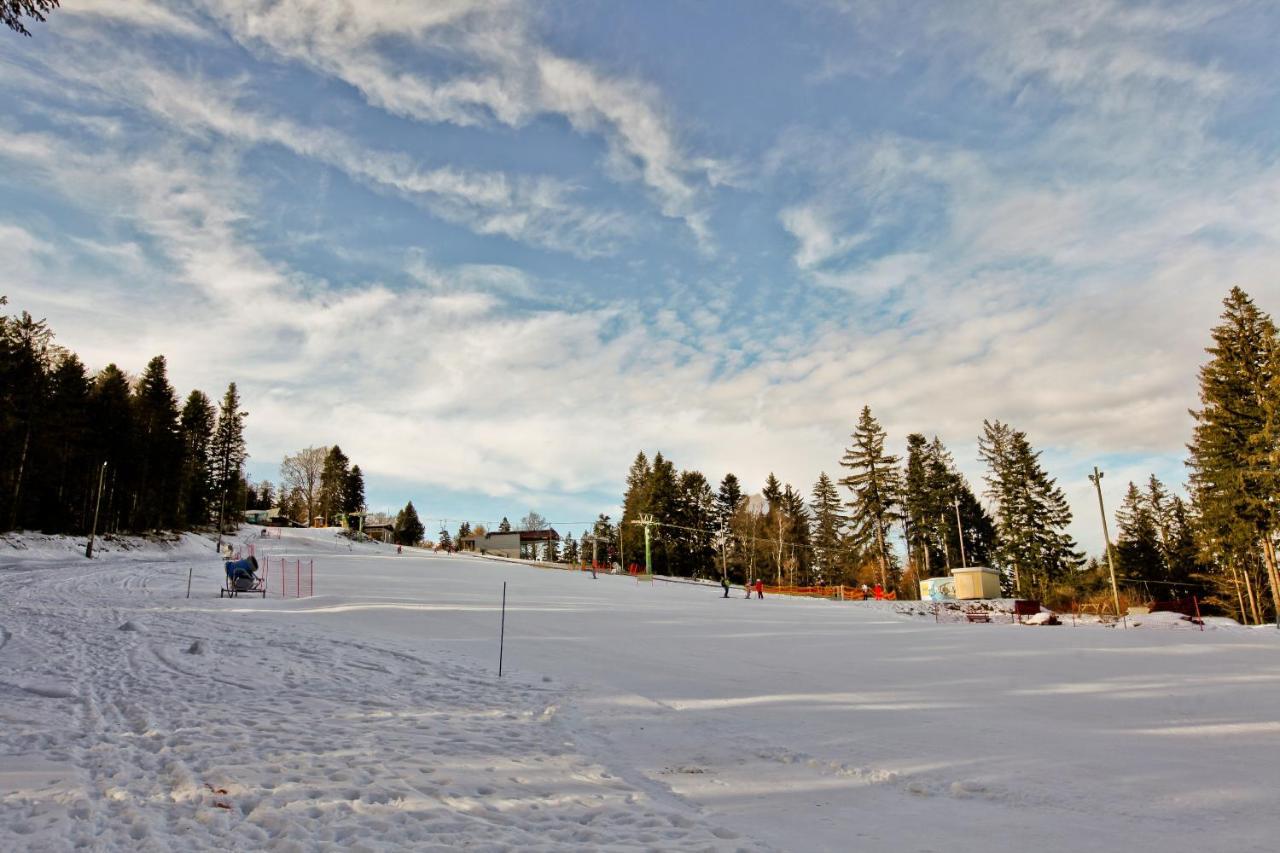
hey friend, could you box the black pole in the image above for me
[498,581,507,677]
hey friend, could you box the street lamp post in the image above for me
[1088,466,1123,620]
[85,461,107,559]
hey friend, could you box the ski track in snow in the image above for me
[0,534,760,852]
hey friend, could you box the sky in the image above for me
[3,1,1280,551]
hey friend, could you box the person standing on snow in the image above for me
[754,578,765,599]
[721,576,731,598]
[860,583,870,600]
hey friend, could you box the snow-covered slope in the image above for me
[2,528,1278,852]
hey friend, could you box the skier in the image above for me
[743,581,751,599]
[591,563,597,580]
[720,576,731,598]
[860,583,870,600]
[873,583,884,600]
[754,578,765,599]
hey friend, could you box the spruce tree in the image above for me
[394,501,424,546]
[131,355,183,531]
[838,406,902,590]
[1115,481,1166,583]
[88,365,134,534]
[1188,288,1280,621]
[178,390,216,528]
[344,465,365,514]
[40,353,92,532]
[0,311,53,530]
[810,472,844,583]
[620,451,652,568]
[210,383,248,532]
[319,445,351,525]
[978,420,1082,598]
[715,473,745,581]
[498,516,511,532]
[902,433,934,578]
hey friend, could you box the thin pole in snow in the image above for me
[498,582,507,677]
[186,566,192,599]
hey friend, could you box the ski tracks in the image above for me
[1,554,762,851]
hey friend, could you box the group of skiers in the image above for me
[721,576,765,599]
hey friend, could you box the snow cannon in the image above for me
[221,556,264,597]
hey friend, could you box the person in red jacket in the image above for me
[754,578,765,599]
[873,583,884,600]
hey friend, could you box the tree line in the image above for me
[610,288,1278,621]
[0,297,247,537]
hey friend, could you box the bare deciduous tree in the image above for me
[280,446,327,527]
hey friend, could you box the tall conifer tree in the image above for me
[838,406,902,590]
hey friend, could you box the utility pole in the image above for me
[85,461,107,559]
[954,497,968,568]
[1088,467,1122,619]
[630,514,657,579]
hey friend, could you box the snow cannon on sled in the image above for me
[220,556,265,598]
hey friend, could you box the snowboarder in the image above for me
[721,576,730,598]
[754,579,765,599]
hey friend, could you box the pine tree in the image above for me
[131,356,183,530]
[498,516,511,533]
[838,406,902,590]
[563,532,579,564]
[394,501,424,546]
[902,433,934,579]
[1188,288,1280,622]
[344,465,365,514]
[1115,481,1166,583]
[620,451,652,568]
[674,469,716,578]
[454,520,472,550]
[88,365,134,534]
[40,353,91,532]
[0,311,53,530]
[210,383,248,532]
[978,420,1082,598]
[782,483,811,585]
[438,526,452,551]
[714,473,745,581]
[1164,496,1201,588]
[178,390,216,528]
[810,472,845,583]
[318,445,351,526]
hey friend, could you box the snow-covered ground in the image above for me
[3,528,1279,852]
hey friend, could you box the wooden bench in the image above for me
[965,609,992,623]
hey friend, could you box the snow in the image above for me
[3,528,1279,852]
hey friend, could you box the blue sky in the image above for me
[4,1,1280,550]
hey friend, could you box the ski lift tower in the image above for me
[630,514,658,581]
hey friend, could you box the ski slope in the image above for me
[2,528,1278,852]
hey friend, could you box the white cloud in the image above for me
[61,0,211,40]
[200,0,722,246]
